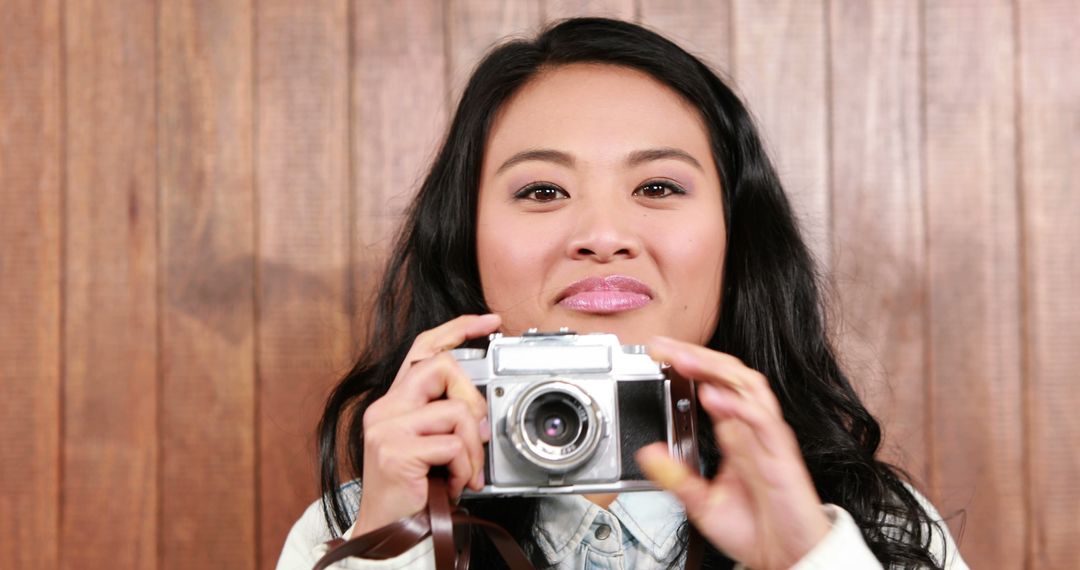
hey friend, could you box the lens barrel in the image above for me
[508,380,604,473]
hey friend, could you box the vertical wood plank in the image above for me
[446,0,542,105]
[159,0,256,568]
[730,0,829,269]
[0,0,61,568]
[828,0,927,480]
[352,0,448,337]
[1018,0,1080,567]
[638,0,731,74]
[62,0,158,567]
[542,0,636,22]
[257,0,350,564]
[924,0,1023,566]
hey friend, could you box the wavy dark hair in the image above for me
[317,17,947,569]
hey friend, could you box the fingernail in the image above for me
[649,335,674,347]
[639,452,690,490]
[699,384,718,399]
[475,470,485,489]
[479,417,492,442]
[646,337,672,360]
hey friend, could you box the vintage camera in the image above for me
[456,329,699,496]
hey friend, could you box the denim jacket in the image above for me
[275,482,967,570]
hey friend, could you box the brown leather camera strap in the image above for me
[312,477,534,570]
[314,477,705,570]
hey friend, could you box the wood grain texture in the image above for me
[446,0,542,106]
[828,0,928,480]
[0,0,61,568]
[542,0,636,22]
[158,0,256,568]
[4,3,1080,567]
[62,0,158,567]
[730,0,829,269]
[924,1,1024,567]
[352,0,448,345]
[1018,0,1080,567]
[638,0,731,78]
[257,0,351,564]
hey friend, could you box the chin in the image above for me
[533,310,656,345]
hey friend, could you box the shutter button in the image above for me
[594,524,612,540]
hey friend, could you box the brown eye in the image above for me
[634,180,685,198]
[514,184,569,202]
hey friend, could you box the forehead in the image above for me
[484,63,712,165]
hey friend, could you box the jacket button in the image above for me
[594,524,612,540]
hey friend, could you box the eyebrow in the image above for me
[495,149,575,174]
[625,147,703,170]
[494,146,703,175]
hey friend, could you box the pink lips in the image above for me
[557,275,654,314]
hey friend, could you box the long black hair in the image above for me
[318,17,947,569]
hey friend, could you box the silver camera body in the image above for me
[455,329,699,497]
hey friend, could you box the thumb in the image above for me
[636,443,712,521]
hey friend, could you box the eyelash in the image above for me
[513,182,569,202]
[512,180,687,202]
[633,179,687,198]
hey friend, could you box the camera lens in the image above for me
[508,381,604,473]
[532,396,581,447]
[543,416,564,439]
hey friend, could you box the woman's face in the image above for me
[476,64,726,346]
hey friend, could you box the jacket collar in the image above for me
[610,490,686,560]
[534,491,685,563]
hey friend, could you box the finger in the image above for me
[399,314,502,373]
[704,387,807,496]
[646,336,782,417]
[698,384,795,458]
[400,399,486,490]
[636,443,715,522]
[409,435,475,498]
[714,415,772,492]
[387,352,488,421]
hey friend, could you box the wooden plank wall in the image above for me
[159,0,257,567]
[1,1,1077,568]
[62,1,158,568]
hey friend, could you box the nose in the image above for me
[565,200,642,262]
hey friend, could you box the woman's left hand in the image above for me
[636,336,831,570]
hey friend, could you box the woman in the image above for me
[277,17,966,569]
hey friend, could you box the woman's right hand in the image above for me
[353,313,501,535]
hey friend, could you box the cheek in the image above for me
[656,220,726,339]
[477,221,556,309]
[668,237,723,296]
